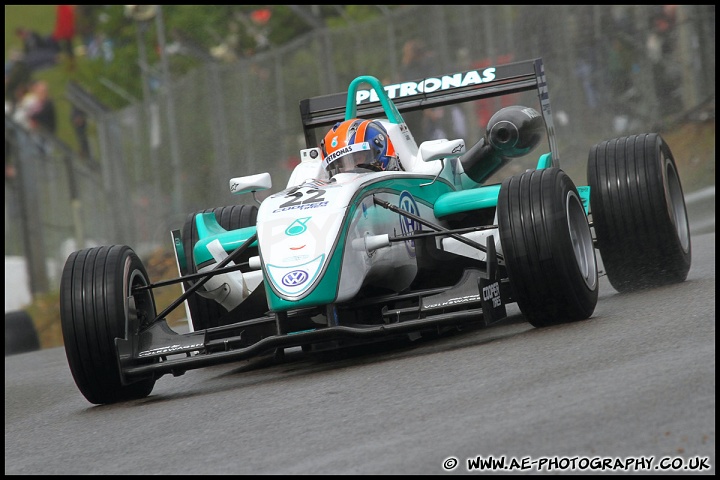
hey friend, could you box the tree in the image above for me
[73,5,397,109]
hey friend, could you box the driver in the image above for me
[320,119,403,177]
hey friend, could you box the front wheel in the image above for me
[497,167,598,327]
[587,133,691,292]
[5,310,40,356]
[60,245,156,405]
[181,205,259,330]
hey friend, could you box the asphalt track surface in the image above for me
[5,191,715,475]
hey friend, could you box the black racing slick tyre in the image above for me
[182,204,258,330]
[587,133,691,293]
[60,245,156,405]
[498,167,598,328]
[5,310,40,356]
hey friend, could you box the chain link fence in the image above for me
[5,5,715,295]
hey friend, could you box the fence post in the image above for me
[14,130,49,295]
[63,153,85,252]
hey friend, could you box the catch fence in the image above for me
[5,5,715,294]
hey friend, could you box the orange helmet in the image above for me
[320,119,400,176]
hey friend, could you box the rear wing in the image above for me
[299,57,560,167]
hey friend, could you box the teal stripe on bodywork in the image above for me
[533,154,589,213]
[193,212,258,266]
[576,185,591,214]
[196,212,225,238]
[345,75,404,124]
[265,175,454,311]
[439,152,554,217]
[434,184,501,218]
[536,152,552,169]
[265,238,344,311]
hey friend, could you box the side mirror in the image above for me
[229,172,272,196]
[418,138,466,162]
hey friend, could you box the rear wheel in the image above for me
[182,205,258,330]
[498,167,598,327]
[587,133,691,292]
[60,245,156,405]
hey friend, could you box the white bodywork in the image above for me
[205,133,479,310]
[256,172,429,303]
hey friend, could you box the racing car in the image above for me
[59,58,691,405]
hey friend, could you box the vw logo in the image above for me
[281,270,309,287]
[398,191,419,258]
[398,191,419,236]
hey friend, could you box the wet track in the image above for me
[5,191,715,475]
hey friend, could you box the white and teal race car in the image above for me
[60,58,691,405]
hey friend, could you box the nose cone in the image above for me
[257,181,350,302]
[265,254,326,298]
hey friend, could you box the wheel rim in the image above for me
[127,268,155,328]
[664,154,691,253]
[567,191,597,290]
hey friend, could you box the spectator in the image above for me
[14,27,59,71]
[398,39,436,141]
[422,107,448,140]
[5,50,32,112]
[647,5,680,115]
[6,142,16,182]
[52,5,76,69]
[12,81,41,129]
[650,4,678,55]
[400,39,435,80]
[71,105,91,158]
[26,81,57,135]
[421,105,468,142]
[604,5,639,130]
[398,39,467,143]
[15,27,53,55]
[74,5,100,53]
